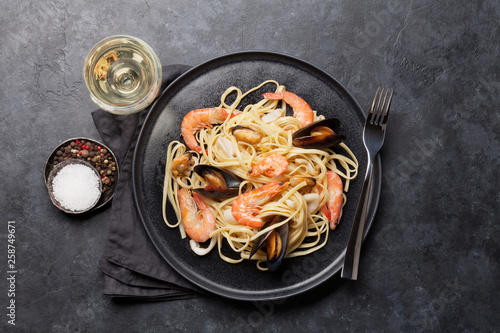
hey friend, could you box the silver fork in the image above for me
[341,87,393,280]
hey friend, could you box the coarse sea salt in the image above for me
[51,164,101,212]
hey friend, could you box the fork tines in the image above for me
[369,87,394,126]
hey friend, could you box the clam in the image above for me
[249,215,289,271]
[192,164,242,198]
[232,125,262,145]
[292,118,345,149]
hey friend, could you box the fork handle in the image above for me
[341,155,376,280]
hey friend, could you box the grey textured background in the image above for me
[1,0,499,332]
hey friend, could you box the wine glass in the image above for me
[83,35,162,115]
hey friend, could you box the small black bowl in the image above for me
[44,137,119,212]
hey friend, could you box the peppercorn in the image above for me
[48,139,118,207]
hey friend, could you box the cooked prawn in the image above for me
[262,91,314,127]
[231,182,288,228]
[181,107,240,153]
[178,187,215,242]
[248,153,288,177]
[320,171,343,229]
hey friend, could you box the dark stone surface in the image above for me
[1,0,498,331]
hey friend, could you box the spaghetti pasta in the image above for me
[162,80,359,271]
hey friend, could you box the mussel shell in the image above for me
[292,118,346,149]
[232,125,262,145]
[266,230,282,261]
[193,164,242,198]
[267,221,289,272]
[249,215,289,271]
[171,152,195,177]
[289,176,316,188]
[249,216,280,259]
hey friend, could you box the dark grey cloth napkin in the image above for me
[92,64,206,300]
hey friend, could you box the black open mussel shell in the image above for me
[292,118,346,149]
[266,221,289,272]
[192,164,242,198]
[249,217,280,259]
[249,215,289,271]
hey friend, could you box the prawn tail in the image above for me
[321,204,341,229]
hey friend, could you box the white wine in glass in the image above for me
[83,35,162,115]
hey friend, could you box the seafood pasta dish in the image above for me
[162,80,358,271]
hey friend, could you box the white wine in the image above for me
[91,48,154,105]
[84,36,162,114]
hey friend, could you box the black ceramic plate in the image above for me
[133,51,381,301]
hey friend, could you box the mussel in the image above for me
[249,215,289,271]
[292,118,345,149]
[192,164,242,198]
[171,152,195,177]
[289,176,316,189]
[232,125,263,145]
